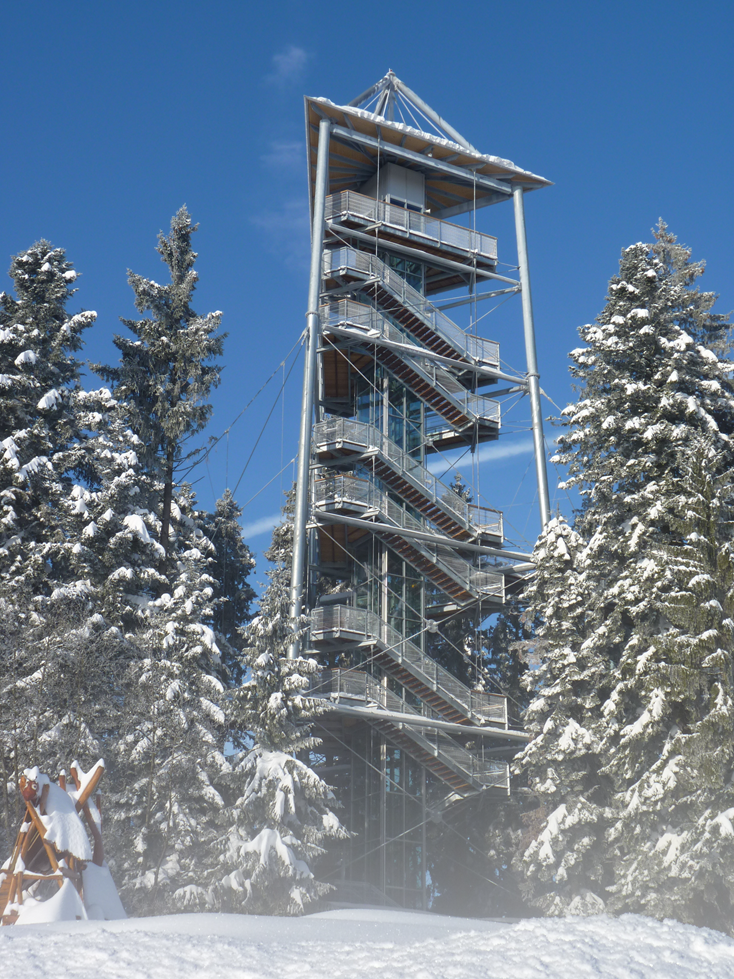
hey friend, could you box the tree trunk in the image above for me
[159,442,175,582]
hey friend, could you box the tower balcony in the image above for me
[313,417,503,542]
[323,247,498,367]
[310,604,508,731]
[313,475,503,607]
[309,668,510,796]
[324,190,498,294]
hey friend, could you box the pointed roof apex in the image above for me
[347,71,480,153]
[304,74,551,219]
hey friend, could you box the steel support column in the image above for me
[289,116,331,658]
[513,185,551,528]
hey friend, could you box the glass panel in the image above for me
[380,251,424,294]
[406,396,422,459]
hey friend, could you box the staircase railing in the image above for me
[310,604,508,729]
[323,246,499,367]
[314,475,502,602]
[313,417,503,540]
[325,191,499,263]
[310,667,509,793]
[322,301,500,430]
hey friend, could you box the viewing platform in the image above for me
[325,190,499,293]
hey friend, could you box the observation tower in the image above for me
[291,71,551,908]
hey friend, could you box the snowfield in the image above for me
[2,908,733,979]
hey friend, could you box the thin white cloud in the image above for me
[261,140,304,172]
[427,438,535,475]
[473,438,537,464]
[250,197,311,269]
[240,512,281,540]
[266,45,308,86]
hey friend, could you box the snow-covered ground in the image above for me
[2,908,733,978]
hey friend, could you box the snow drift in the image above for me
[1,908,733,978]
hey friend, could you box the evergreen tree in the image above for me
[558,222,734,561]
[94,207,224,571]
[201,489,256,684]
[0,591,133,860]
[63,387,166,629]
[513,518,613,914]
[602,440,734,931]
[214,491,348,915]
[109,489,231,915]
[0,241,95,594]
[520,225,734,927]
[0,243,117,863]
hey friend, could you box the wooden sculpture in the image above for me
[0,760,125,924]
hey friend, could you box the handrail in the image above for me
[311,668,509,792]
[322,300,500,430]
[325,191,498,264]
[310,604,508,729]
[313,416,503,540]
[314,475,502,601]
[323,246,499,367]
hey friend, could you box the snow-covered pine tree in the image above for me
[93,207,224,572]
[109,485,232,915]
[0,589,135,859]
[534,224,734,925]
[477,594,529,728]
[201,489,256,684]
[513,517,613,915]
[602,439,734,931]
[0,241,95,596]
[0,243,116,857]
[63,387,167,629]
[557,222,734,576]
[85,211,231,912]
[214,490,348,915]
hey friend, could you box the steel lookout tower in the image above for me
[290,71,551,908]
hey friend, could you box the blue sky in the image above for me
[2,1,732,572]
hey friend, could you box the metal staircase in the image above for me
[323,246,498,367]
[313,475,503,607]
[310,604,506,727]
[314,417,503,543]
[310,668,510,796]
[322,300,500,449]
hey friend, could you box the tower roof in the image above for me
[305,71,551,220]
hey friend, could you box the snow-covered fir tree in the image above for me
[0,589,134,858]
[601,439,734,931]
[79,211,238,913]
[62,387,167,629]
[93,207,224,570]
[0,241,95,596]
[521,224,734,928]
[109,486,232,915]
[513,517,613,915]
[214,490,348,915]
[201,489,256,683]
[0,244,124,860]
[558,222,734,555]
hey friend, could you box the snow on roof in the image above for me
[310,96,550,185]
